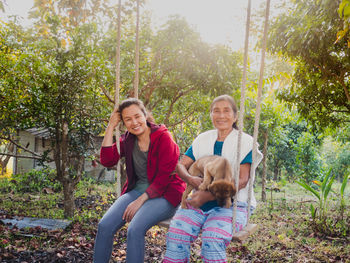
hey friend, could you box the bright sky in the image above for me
[0,0,271,51]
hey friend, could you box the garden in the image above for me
[0,170,349,262]
[1,0,350,262]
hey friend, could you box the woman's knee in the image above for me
[201,227,232,248]
[97,218,117,238]
[202,235,228,250]
[127,221,148,239]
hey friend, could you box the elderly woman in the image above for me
[163,95,263,263]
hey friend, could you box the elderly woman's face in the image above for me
[210,100,237,131]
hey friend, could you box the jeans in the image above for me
[93,189,177,263]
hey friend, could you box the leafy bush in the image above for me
[4,169,62,193]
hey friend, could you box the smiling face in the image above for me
[121,104,148,136]
[210,100,237,133]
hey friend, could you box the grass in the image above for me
[0,175,349,262]
[228,181,350,262]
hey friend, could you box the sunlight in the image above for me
[1,0,270,51]
[146,0,253,50]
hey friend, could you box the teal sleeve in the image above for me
[185,145,252,163]
[184,145,196,161]
[241,150,252,164]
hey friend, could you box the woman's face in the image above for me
[210,100,237,131]
[121,104,148,136]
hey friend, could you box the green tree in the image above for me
[145,16,242,151]
[321,129,350,180]
[337,0,350,45]
[0,1,4,12]
[0,13,107,218]
[294,130,323,182]
[98,15,243,152]
[268,0,350,129]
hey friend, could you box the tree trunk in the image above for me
[261,131,268,202]
[0,141,14,175]
[273,164,279,181]
[62,180,76,218]
[53,120,85,218]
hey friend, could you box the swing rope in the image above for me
[247,0,270,222]
[232,0,252,235]
[115,0,141,196]
[232,0,270,241]
[115,0,122,197]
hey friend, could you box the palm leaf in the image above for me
[324,175,335,202]
[340,174,349,198]
[321,169,332,194]
[310,203,316,219]
[297,180,320,200]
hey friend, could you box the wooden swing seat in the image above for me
[157,218,257,242]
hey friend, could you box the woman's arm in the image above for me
[187,162,251,208]
[177,155,215,208]
[176,155,202,189]
[102,108,121,147]
[100,108,123,167]
[238,163,251,190]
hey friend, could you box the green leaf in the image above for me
[310,203,316,219]
[338,1,348,18]
[321,169,332,194]
[344,4,350,18]
[340,174,349,197]
[296,180,320,200]
[323,175,335,202]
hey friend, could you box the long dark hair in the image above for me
[210,95,238,129]
[117,98,155,123]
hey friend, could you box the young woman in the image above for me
[93,98,185,263]
[163,95,263,263]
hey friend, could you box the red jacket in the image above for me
[100,122,185,207]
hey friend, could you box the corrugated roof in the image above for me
[25,128,50,139]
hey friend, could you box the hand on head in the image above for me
[108,108,121,129]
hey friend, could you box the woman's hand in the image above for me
[188,175,203,189]
[108,108,121,129]
[101,108,121,147]
[187,190,215,208]
[122,199,143,222]
[122,193,148,222]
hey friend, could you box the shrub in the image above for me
[7,168,62,193]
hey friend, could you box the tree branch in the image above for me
[303,57,350,104]
[100,85,114,104]
[164,86,197,124]
[337,74,350,104]
[0,153,45,160]
[0,136,46,159]
[167,109,197,128]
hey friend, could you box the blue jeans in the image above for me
[93,189,177,263]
